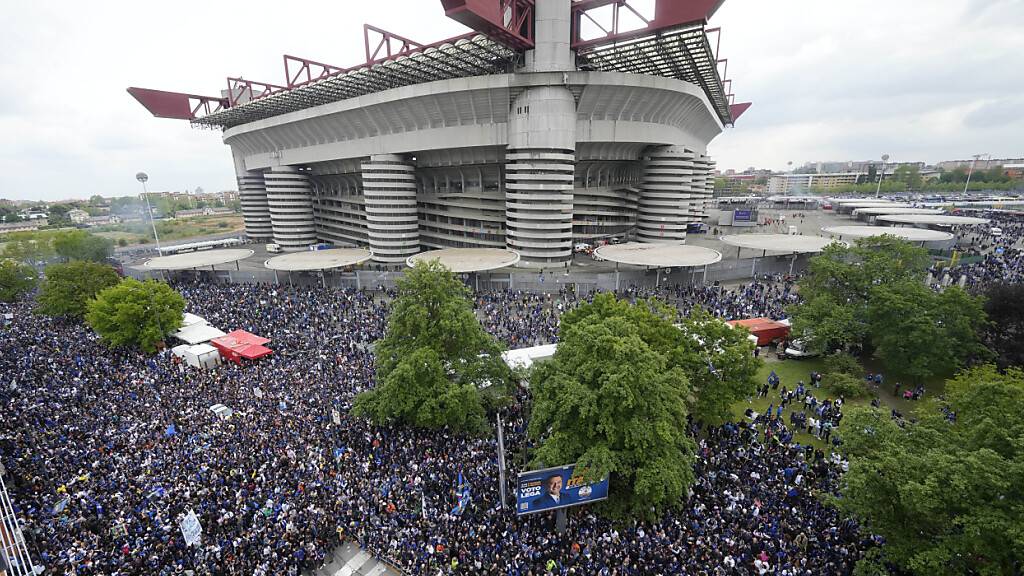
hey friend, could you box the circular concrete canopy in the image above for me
[406,248,520,273]
[264,248,372,271]
[851,207,944,216]
[144,249,254,270]
[833,198,900,205]
[876,214,990,226]
[821,225,954,242]
[720,234,838,254]
[593,243,723,268]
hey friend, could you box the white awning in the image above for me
[174,323,227,345]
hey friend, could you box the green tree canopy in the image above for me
[670,307,761,424]
[1,230,58,262]
[838,365,1024,575]
[0,260,38,302]
[789,235,931,353]
[557,295,760,424]
[53,230,114,262]
[85,278,185,353]
[867,282,989,382]
[352,260,508,434]
[529,294,696,520]
[36,261,120,318]
[982,283,1024,369]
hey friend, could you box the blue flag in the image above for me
[165,424,177,437]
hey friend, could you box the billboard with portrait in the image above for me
[515,464,609,515]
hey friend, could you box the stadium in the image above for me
[129,0,749,265]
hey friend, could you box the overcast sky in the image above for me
[1,0,1021,201]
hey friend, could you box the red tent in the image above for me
[726,318,791,346]
[211,330,273,364]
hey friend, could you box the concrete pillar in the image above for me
[361,154,420,264]
[523,0,573,72]
[504,86,576,265]
[637,146,714,244]
[233,150,273,241]
[265,166,316,251]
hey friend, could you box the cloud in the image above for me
[1,0,1021,199]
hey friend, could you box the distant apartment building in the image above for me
[1003,164,1024,180]
[716,174,757,196]
[936,158,1024,171]
[768,172,861,195]
[802,160,925,174]
[68,209,90,224]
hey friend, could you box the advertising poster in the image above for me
[516,464,609,515]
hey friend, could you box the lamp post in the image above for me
[875,154,889,198]
[136,172,162,252]
[963,153,988,196]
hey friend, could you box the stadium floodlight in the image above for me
[136,172,162,251]
[875,154,890,198]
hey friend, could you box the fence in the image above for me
[125,254,813,293]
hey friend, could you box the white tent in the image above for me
[174,323,227,345]
[501,344,557,371]
[184,344,221,369]
[181,313,207,328]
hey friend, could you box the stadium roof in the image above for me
[129,1,746,129]
[821,226,954,243]
[406,248,520,272]
[593,243,722,268]
[190,35,518,130]
[719,234,837,254]
[143,249,254,270]
[876,214,991,226]
[833,198,899,205]
[264,248,373,271]
[851,207,944,216]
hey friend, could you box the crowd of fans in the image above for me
[931,212,1024,290]
[0,275,869,576]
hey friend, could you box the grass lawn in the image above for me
[728,353,956,454]
[96,214,244,246]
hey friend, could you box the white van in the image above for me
[783,338,818,359]
[266,243,282,253]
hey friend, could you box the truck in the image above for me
[725,318,791,347]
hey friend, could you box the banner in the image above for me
[733,209,753,222]
[180,510,202,547]
[515,464,609,516]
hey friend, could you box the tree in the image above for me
[789,235,931,353]
[53,230,114,262]
[86,278,185,353]
[0,260,38,302]
[1,231,57,262]
[47,204,72,227]
[837,366,1024,575]
[36,261,120,318]
[893,164,922,190]
[982,283,1024,368]
[670,307,761,424]
[88,195,106,206]
[867,282,989,382]
[352,260,508,434]
[529,294,695,520]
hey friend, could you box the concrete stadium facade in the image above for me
[134,0,744,265]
